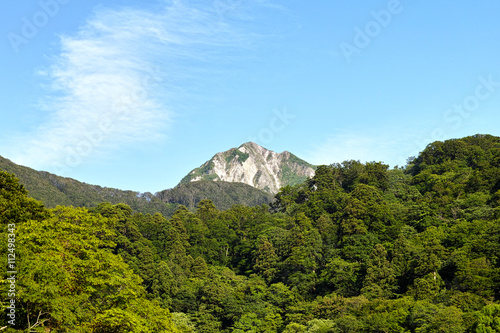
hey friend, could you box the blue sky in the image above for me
[1,0,500,193]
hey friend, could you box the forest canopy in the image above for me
[2,134,500,332]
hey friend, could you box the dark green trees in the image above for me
[3,134,500,332]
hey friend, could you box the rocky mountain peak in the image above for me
[180,142,316,194]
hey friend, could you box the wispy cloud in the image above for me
[7,1,260,172]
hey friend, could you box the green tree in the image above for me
[15,206,177,332]
[232,311,282,333]
[340,184,395,240]
[0,170,47,225]
[321,257,360,297]
[253,235,279,283]
[171,312,197,333]
[283,214,322,294]
[191,256,210,278]
[407,302,465,333]
[304,318,336,333]
[282,322,307,333]
[470,304,500,333]
[361,244,396,299]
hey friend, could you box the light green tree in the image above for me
[16,206,177,332]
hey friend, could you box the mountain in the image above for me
[0,155,178,216]
[0,142,312,213]
[179,142,316,194]
[156,180,274,211]
[0,153,274,214]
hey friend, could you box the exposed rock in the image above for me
[180,142,316,194]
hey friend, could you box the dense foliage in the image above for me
[0,172,178,331]
[156,181,273,211]
[2,134,500,332]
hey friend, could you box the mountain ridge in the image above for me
[0,155,179,216]
[0,142,292,214]
[157,180,273,211]
[180,142,316,194]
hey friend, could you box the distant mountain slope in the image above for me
[0,155,73,207]
[180,142,316,194]
[0,155,178,216]
[0,154,275,215]
[0,142,312,214]
[156,180,274,211]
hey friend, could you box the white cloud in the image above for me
[8,1,258,173]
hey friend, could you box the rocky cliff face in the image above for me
[180,142,316,194]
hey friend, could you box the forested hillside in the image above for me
[0,155,178,216]
[157,181,273,211]
[2,134,500,332]
[0,156,273,215]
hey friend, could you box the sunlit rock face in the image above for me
[180,142,316,194]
